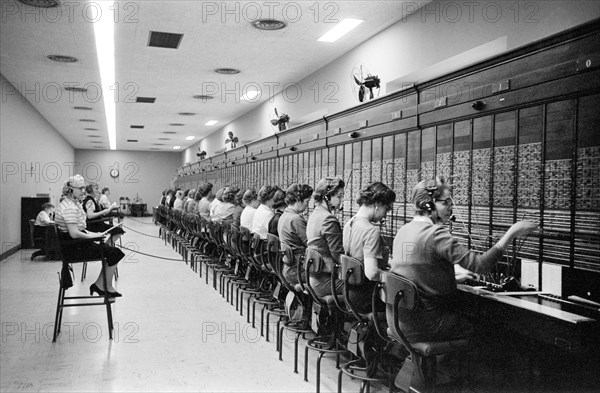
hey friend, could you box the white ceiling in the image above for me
[1,0,418,152]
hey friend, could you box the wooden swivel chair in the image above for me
[375,271,471,393]
[29,219,46,260]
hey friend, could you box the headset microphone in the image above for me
[449,214,456,222]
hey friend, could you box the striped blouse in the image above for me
[55,197,87,233]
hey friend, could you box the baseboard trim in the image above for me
[0,244,21,262]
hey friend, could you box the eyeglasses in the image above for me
[435,198,453,207]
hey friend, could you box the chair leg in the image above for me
[81,261,87,281]
[52,285,65,342]
[101,261,114,340]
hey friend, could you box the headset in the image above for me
[418,179,438,212]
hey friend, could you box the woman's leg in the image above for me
[94,264,118,292]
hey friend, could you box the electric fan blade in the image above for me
[270,119,278,126]
[274,108,279,117]
[358,85,365,102]
[369,88,374,100]
[353,75,362,86]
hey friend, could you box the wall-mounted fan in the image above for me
[270,108,290,132]
[225,131,239,149]
[196,148,207,160]
[351,65,380,102]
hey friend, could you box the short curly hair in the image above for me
[242,189,258,204]
[222,186,240,203]
[356,182,396,206]
[271,189,286,210]
[285,183,313,205]
[258,185,280,203]
[197,182,213,198]
[235,188,245,205]
[412,177,450,215]
[313,177,345,203]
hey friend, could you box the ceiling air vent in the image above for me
[178,112,195,116]
[148,31,183,49]
[65,87,87,92]
[153,143,166,146]
[48,55,78,62]
[163,131,177,134]
[127,139,138,142]
[251,19,287,31]
[193,95,214,100]
[84,128,98,131]
[20,0,59,7]
[130,125,144,129]
[169,123,184,126]
[158,138,171,140]
[74,106,92,110]
[215,68,240,75]
[80,119,95,122]
[87,135,101,138]
[136,97,156,103]
[90,141,102,144]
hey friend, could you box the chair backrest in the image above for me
[339,254,364,286]
[53,224,105,264]
[379,271,419,311]
[29,219,36,246]
[304,248,328,306]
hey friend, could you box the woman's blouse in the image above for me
[213,202,237,223]
[277,207,308,253]
[342,216,386,267]
[55,197,86,233]
[34,210,53,226]
[306,203,344,272]
[251,204,274,239]
[240,206,256,230]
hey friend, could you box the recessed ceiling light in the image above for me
[173,146,181,150]
[169,123,184,126]
[241,89,259,101]
[65,87,88,92]
[178,112,195,116]
[74,106,92,110]
[215,68,240,75]
[47,55,77,62]
[80,119,95,122]
[251,19,287,31]
[163,131,177,134]
[193,95,214,100]
[205,120,218,126]
[185,136,195,141]
[317,18,363,42]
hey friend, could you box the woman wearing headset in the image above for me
[306,177,346,298]
[55,175,125,297]
[82,182,124,246]
[342,182,396,313]
[390,177,538,343]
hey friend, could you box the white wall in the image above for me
[184,0,600,163]
[0,73,75,252]
[73,149,182,210]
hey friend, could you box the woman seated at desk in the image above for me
[390,177,538,343]
[55,175,125,297]
[82,182,124,246]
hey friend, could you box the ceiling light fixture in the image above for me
[47,55,78,62]
[241,90,259,101]
[252,19,287,31]
[205,120,218,126]
[173,146,181,150]
[215,68,240,75]
[179,112,195,116]
[93,1,116,150]
[185,136,195,141]
[317,18,363,42]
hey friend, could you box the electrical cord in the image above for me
[115,244,184,262]
[121,224,160,238]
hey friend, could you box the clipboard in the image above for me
[101,221,123,235]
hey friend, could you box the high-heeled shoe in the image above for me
[107,291,122,298]
[89,283,105,296]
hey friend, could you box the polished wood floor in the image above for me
[0,217,365,392]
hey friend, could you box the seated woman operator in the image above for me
[390,177,538,343]
[277,183,313,286]
[306,177,346,298]
[82,182,124,247]
[55,175,125,297]
[342,182,395,313]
